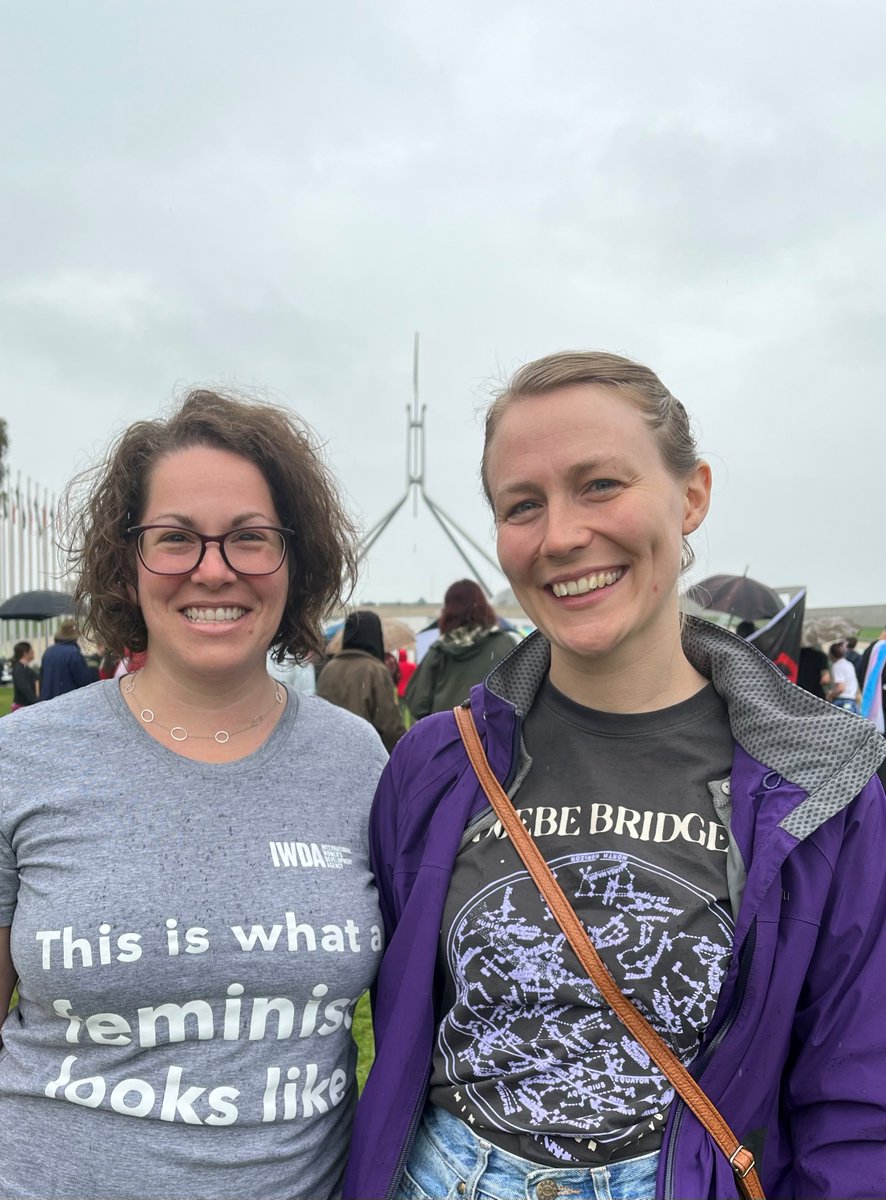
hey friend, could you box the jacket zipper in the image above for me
[662,917,757,1198]
[384,1062,431,1200]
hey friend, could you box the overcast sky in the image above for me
[2,1,884,609]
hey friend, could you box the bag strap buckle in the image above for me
[729,1145,756,1179]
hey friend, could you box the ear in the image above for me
[682,461,711,535]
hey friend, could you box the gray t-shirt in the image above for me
[0,680,387,1200]
[430,679,734,1166]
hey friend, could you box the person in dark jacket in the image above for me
[10,642,39,710]
[345,350,886,1200]
[37,619,93,700]
[405,580,517,720]
[317,610,406,752]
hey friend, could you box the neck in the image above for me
[549,624,707,713]
[129,654,276,723]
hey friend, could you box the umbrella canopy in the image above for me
[803,616,859,646]
[0,589,78,621]
[327,614,416,655]
[685,574,783,621]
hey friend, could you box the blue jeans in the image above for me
[396,1105,660,1200]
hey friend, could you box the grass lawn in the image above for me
[353,992,375,1091]
[0,686,11,719]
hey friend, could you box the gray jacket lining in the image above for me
[484,617,885,844]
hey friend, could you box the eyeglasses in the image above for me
[128,525,292,576]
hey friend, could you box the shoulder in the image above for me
[687,621,885,814]
[385,707,467,789]
[0,680,110,744]
[0,683,119,807]
[293,692,388,757]
[323,650,383,673]
[282,695,388,809]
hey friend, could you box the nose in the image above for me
[539,498,594,560]
[190,540,238,586]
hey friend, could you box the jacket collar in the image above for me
[485,617,885,840]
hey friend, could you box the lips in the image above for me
[183,606,247,623]
[550,568,625,598]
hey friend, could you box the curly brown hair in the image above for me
[64,388,358,661]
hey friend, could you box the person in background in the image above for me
[797,638,831,699]
[347,350,886,1200]
[404,580,517,720]
[317,610,406,752]
[98,647,122,680]
[384,650,401,690]
[82,644,103,681]
[845,636,863,675]
[395,648,416,699]
[859,626,886,733]
[37,618,93,700]
[735,619,755,639]
[266,647,317,694]
[0,389,386,1200]
[828,641,860,713]
[10,642,39,710]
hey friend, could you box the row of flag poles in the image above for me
[0,470,70,658]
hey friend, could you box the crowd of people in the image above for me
[0,353,884,1200]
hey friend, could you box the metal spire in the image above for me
[358,334,502,596]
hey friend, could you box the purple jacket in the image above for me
[344,620,886,1199]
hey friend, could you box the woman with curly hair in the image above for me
[0,390,386,1200]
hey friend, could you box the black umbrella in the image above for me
[0,589,78,621]
[685,574,783,621]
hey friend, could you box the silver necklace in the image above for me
[123,674,285,743]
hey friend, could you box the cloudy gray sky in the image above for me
[2,1,883,608]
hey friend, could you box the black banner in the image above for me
[748,588,806,682]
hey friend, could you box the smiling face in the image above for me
[486,384,711,689]
[134,445,290,685]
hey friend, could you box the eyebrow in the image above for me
[146,511,275,527]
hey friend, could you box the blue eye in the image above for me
[503,499,539,520]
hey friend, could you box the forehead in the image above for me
[487,384,661,485]
[142,445,277,517]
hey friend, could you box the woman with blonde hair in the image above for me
[346,351,886,1200]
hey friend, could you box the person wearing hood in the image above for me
[317,610,406,752]
[404,580,518,720]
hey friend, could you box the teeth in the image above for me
[184,607,246,623]
[551,569,624,599]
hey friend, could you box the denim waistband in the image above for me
[408,1104,660,1200]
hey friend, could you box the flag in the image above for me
[748,588,806,683]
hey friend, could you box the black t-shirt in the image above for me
[429,679,735,1166]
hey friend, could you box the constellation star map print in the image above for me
[436,851,733,1161]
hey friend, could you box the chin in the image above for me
[551,632,625,663]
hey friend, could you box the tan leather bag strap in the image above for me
[453,704,764,1200]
